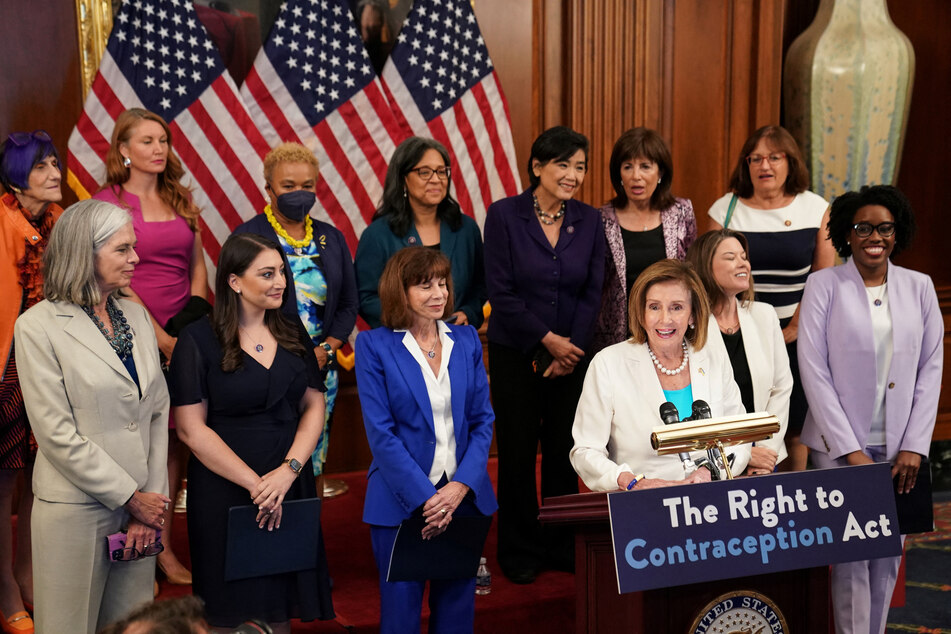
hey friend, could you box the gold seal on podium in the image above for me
[690,590,788,634]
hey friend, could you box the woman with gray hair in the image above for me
[14,199,169,633]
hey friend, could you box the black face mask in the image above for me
[275,189,316,222]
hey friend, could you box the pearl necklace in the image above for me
[264,204,313,255]
[532,194,566,225]
[647,340,689,376]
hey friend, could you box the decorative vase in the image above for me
[783,0,914,200]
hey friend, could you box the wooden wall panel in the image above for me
[887,0,951,440]
[530,0,785,221]
[670,0,785,228]
[0,0,83,207]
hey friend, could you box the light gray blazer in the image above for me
[705,299,793,462]
[15,298,169,509]
[798,258,943,462]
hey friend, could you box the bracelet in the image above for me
[626,473,646,490]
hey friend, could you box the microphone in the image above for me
[691,400,733,476]
[659,402,696,475]
[691,400,712,421]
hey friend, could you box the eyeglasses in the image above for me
[746,153,786,166]
[409,166,451,181]
[110,538,164,562]
[7,130,52,147]
[852,221,896,238]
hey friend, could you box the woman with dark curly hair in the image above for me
[707,125,835,471]
[593,127,696,353]
[355,136,486,329]
[798,185,942,634]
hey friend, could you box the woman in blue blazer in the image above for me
[798,186,943,634]
[354,136,487,329]
[355,247,496,634]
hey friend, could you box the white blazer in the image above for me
[570,339,749,492]
[15,299,169,509]
[705,299,793,462]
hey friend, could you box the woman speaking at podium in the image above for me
[570,259,749,492]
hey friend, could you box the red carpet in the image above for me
[157,458,575,632]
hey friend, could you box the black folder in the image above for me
[894,458,934,535]
[225,497,321,581]
[386,515,493,582]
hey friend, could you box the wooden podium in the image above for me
[540,492,830,633]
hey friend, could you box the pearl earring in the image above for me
[122,156,131,168]
[403,187,408,199]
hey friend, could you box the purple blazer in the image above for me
[798,258,943,462]
[484,189,606,353]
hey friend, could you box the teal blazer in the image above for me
[353,215,487,328]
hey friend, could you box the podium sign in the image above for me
[608,464,901,593]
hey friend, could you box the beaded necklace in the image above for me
[532,194,566,225]
[264,204,313,255]
[83,298,134,361]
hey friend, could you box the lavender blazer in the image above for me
[592,198,696,353]
[798,258,943,462]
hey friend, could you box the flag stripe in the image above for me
[426,117,476,217]
[469,79,518,196]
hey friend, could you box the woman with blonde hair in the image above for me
[94,107,207,585]
[687,229,792,474]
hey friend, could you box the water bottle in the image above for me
[475,556,491,595]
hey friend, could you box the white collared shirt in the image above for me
[400,321,457,484]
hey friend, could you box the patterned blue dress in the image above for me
[275,234,338,475]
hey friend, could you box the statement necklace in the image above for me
[83,298,134,361]
[647,339,689,376]
[532,194,566,225]
[264,204,313,255]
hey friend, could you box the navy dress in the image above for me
[169,318,334,626]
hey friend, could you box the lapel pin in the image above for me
[566,225,575,234]
[408,236,417,245]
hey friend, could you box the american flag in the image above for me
[66,0,270,279]
[381,0,521,226]
[240,0,407,251]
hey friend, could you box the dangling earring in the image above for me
[658,177,662,184]
[10,186,22,194]
[122,156,131,168]
[403,187,408,199]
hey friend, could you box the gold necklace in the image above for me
[264,204,313,254]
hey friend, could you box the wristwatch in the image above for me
[320,342,334,356]
[283,458,303,476]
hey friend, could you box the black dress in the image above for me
[168,318,334,627]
